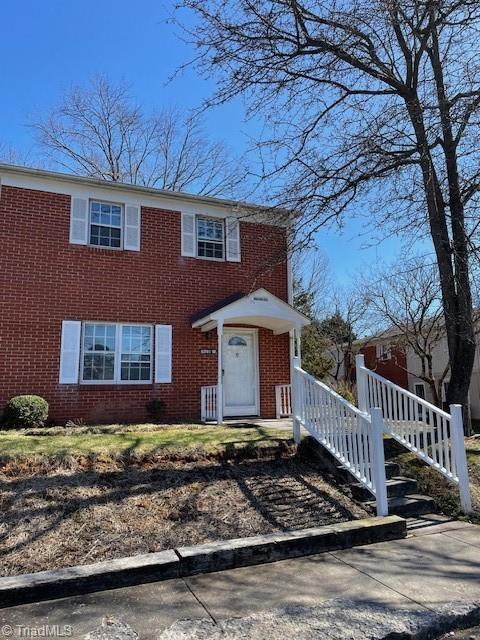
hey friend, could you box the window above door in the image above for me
[196,216,225,260]
[181,212,241,262]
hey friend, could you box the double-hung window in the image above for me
[81,323,152,383]
[90,201,122,248]
[196,216,224,260]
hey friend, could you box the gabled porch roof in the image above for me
[191,288,310,334]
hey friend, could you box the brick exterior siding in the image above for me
[361,345,408,389]
[0,185,290,423]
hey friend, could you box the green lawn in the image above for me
[0,424,292,459]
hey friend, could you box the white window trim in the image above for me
[80,322,153,385]
[442,380,450,402]
[377,343,391,360]
[195,215,225,262]
[88,199,124,251]
[413,381,426,398]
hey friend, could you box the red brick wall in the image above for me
[0,185,290,423]
[362,345,408,389]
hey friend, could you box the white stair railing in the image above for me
[201,385,217,422]
[275,384,292,418]
[292,357,388,516]
[356,354,472,514]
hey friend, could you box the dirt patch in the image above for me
[0,452,367,577]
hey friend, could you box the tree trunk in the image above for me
[405,91,474,434]
[429,24,475,433]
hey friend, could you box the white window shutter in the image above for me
[124,204,141,251]
[181,212,196,257]
[226,217,241,262]
[70,197,89,245]
[59,320,81,384]
[155,325,172,383]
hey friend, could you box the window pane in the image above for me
[198,240,224,259]
[82,324,116,381]
[120,325,152,381]
[90,202,122,248]
[197,217,224,259]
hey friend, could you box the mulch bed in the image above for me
[0,450,367,577]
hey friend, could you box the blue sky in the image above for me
[0,0,414,286]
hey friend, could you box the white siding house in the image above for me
[406,334,480,419]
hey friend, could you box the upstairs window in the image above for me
[376,343,391,361]
[196,216,224,260]
[90,201,122,248]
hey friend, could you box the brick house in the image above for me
[0,164,309,424]
[340,332,408,390]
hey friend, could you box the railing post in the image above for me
[450,404,472,514]
[275,385,281,419]
[370,407,388,517]
[356,353,368,413]
[201,388,206,422]
[217,320,224,424]
[292,356,301,444]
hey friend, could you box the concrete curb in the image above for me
[0,515,406,608]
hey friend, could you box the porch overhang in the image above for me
[191,288,310,334]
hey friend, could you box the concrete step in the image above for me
[386,494,436,518]
[352,477,418,502]
[385,461,401,479]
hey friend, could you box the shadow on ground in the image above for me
[0,454,366,576]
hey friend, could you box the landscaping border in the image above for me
[0,515,406,608]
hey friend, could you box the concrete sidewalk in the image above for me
[1,516,479,639]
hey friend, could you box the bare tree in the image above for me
[32,76,245,197]
[178,0,480,414]
[0,143,31,166]
[292,250,334,378]
[363,258,449,407]
[322,289,370,383]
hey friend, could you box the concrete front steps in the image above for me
[344,460,436,517]
[302,438,436,518]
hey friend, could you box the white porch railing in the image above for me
[275,384,292,418]
[293,358,388,516]
[201,385,217,422]
[356,354,472,513]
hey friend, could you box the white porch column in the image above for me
[292,355,301,444]
[217,320,224,424]
[295,324,302,368]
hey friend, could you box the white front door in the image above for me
[223,329,259,416]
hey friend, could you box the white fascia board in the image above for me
[0,164,290,226]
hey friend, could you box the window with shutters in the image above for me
[196,216,225,260]
[81,323,152,384]
[89,200,122,248]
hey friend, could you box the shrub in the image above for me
[2,395,49,428]
[333,381,357,406]
[146,398,167,422]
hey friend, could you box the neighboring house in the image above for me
[405,336,480,419]
[337,329,408,390]
[0,163,309,424]
[340,326,480,419]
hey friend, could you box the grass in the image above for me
[0,421,369,578]
[0,423,292,460]
[389,435,480,521]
